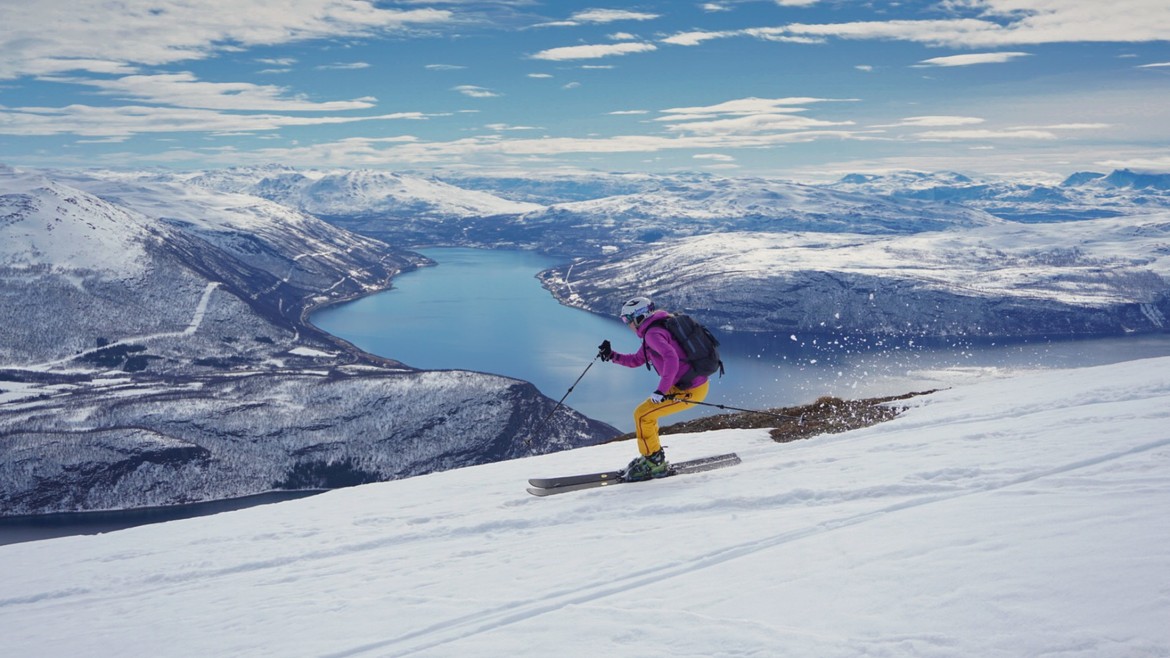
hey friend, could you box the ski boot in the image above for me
[621,449,672,482]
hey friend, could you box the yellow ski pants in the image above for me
[634,381,710,456]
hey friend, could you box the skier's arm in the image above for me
[609,346,647,369]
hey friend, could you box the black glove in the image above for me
[598,340,613,362]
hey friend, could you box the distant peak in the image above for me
[1061,169,1170,190]
[1060,171,1106,187]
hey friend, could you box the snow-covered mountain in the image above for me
[3,167,414,365]
[1067,168,1170,191]
[2,355,1167,657]
[0,368,608,515]
[174,165,544,219]
[466,173,1004,256]
[163,168,1006,255]
[6,162,1170,515]
[0,172,156,276]
[829,168,1170,222]
[437,171,661,204]
[523,174,1002,237]
[543,213,1170,336]
[0,166,613,516]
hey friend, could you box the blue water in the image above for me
[0,491,321,546]
[312,248,1170,431]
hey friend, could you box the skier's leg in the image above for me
[632,381,710,455]
[633,396,662,456]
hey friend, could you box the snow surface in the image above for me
[530,174,1001,234]
[549,212,1170,335]
[0,169,154,276]
[164,166,546,218]
[2,356,1169,657]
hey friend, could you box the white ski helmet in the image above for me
[619,296,655,326]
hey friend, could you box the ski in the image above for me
[527,470,624,489]
[526,452,740,497]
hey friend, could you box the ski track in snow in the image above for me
[29,282,220,370]
[322,435,1170,658]
[183,281,218,335]
[1,357,1167,657]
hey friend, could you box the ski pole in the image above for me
[663,395,804,425]
[525,355,599,446]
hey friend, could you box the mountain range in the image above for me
[150,164,1168,339]
[2,162,1169,515]
[0,166,609,516]
[829,168,1170,221]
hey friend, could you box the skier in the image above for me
[597,296,711,481]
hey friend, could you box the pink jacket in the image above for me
[610,310,708,393]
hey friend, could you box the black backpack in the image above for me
[645,313,725,389]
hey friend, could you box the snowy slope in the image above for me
[528,174,1001,235]
[830,169,1170,221]
[0,167,412,366]
[53,170,416,303]
[2,356,1168,657]
[0,167,610,514]
[544,212,1170,335]
[0,169,156,276]
[172,166,545,218]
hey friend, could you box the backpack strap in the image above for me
[639,317,670,373]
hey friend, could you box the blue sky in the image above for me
[2,0,1169,181]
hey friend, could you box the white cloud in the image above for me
[915,52,1031,67]
[659,1,1170,50]
[1043,123,1111,130]
[960,0,1170,45]
[665,113,852,134]
[663,26,827,46]
[751,19,1006,48]
[742,27,826,44]
[914,129,1058,140]
[1097,155,1170,169]
[661,97,848,116]
[0,1,454,79]
[883,116,987,128]
[649,96,860,137]
[1138,61,1170,68]
[0,104,429,137]
[527,73,554,79]
[693,153,736,161]
[199,129,876,168]
[531,42,657,61]
[661,30,736,46]
[1001,122,1112,131]
[40,72,376,111]
[453,85,501,98]
[426,64,467,71]
[484,123,541,132]
[316,62,371,71]
[570,9,659,24]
